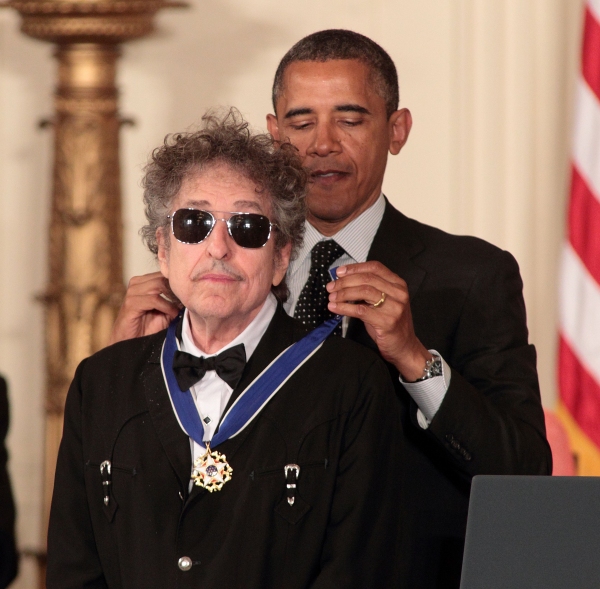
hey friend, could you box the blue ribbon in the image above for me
[162,312,342,450]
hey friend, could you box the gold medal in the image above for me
[191,443,233,492]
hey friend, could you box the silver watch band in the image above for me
[414,355,443,382]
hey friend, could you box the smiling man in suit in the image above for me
[108,30,551,588]
[47,111,403,589]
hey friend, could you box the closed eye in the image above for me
[341,119,364,127]
[289,121,314,131]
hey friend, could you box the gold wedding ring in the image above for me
[372,292,387,308]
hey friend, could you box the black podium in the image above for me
[460,475,600,589]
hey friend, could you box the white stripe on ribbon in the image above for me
[572,79,600,200]
[224,340,325,440]
[559,243,600,384]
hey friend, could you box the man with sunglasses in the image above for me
[47,111,404,588]
[109,30,551,588]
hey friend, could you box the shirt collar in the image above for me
[289,193,385,277]
[180,292,277,360]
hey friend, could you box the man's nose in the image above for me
[205,219,232,259]
[307,122,342,157]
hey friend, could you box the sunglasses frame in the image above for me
[167,208,276,249]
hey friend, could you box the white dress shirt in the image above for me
[180,293,277,465]
[284,194,450,428]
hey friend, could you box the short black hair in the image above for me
[272,29,399,118]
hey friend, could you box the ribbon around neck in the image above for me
[161,312,342,450]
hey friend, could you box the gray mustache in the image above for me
[191,260,244,282]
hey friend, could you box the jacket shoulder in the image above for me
[70,331,166,420]
[84,330,166,372]
[377,201,520,272]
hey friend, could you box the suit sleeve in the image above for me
[311,358,405,588]
[424,248,552,477]
[46,360,109,589]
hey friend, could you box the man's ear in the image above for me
[266,113,281,141]
[273,241,292,287]
[156,227,170,279]
[388,108,412,156]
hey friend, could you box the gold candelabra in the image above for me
[2,0,185,584]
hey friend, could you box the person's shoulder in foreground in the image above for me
[0,376,18,589]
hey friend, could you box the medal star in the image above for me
[203,453,226,485]
[191,448,233,492]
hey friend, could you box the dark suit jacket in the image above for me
[0,377,18,589]
[346,201,552,588]
[47,307,405,589]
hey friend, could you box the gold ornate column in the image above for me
[3,0,184,580]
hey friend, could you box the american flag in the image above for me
[558,0,600,475]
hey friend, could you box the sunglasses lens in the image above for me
[172,209,214,243]
[228,214,272,248]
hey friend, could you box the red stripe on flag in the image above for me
[559,336,600,448]
[568,165,600,287]
[583,6,600,101]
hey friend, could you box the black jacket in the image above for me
[47,307,405,588]
[346,201,551,588]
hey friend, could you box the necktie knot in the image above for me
[294,240,345,331]
[172,343,246,391]
[310,239,345,267]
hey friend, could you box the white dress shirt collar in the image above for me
[289,192,386,278]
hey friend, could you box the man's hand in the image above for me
[109,272,181,345]
[326,261,431,380]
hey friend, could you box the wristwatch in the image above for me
[414,354,443,382]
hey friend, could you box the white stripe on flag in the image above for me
[560,243,600,383]
[589,0,600,24]
[572,80,600,200]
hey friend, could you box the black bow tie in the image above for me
[172,344,246,391]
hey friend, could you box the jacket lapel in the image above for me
[346,199,427,348]
[143,335,192,495]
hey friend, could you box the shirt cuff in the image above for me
[399,350,451,428]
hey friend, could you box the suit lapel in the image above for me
[367,199,427,299]
[346,199,427,347]
[143,335,192,495]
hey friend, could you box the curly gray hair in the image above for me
[140,109,307,302]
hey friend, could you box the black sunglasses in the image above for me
[168,209,276,249]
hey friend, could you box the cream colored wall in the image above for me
[0,0,585,585]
